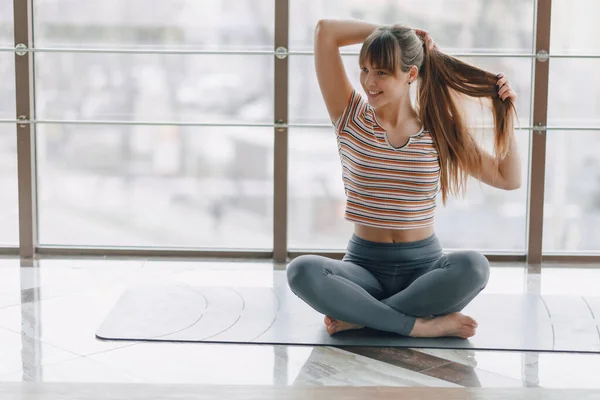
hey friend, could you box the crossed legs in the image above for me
[286,251,489,337]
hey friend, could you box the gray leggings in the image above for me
[286,233,490,336]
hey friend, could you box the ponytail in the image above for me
[360,25,518,203]
[417,46,517,203]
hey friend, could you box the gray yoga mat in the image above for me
[96,272,600,353]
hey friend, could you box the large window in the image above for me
[543,0,600,253]
[4,0,598,257]
[288,0,534,251]
[33,2,275,249]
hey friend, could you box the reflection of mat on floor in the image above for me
[96,271,600,353]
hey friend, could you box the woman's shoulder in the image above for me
[334,89,371,131]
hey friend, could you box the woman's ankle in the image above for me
[408,318,429,337]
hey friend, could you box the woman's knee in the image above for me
[449,250,490,288]
[286,255,326,292]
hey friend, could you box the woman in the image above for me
[286,19,520,339]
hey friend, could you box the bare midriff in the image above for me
[354,223,435,243]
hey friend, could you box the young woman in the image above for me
[287,19,520,339]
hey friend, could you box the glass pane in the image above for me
[35,53,273,123]
[288,128,352,249]
[289,56,533,127]
[551,0,600,54]
[289,128,530,251]
[543,130,600,253]
[0,54,15,119]
[34,0,273,50]
[436,128,529,251]
[0,53,17,245]
[290,0,534,52]
[0,125,18,245]
[547,60,600,127]
[0,0,12,46]
[37,125,273,249]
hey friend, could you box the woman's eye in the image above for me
[377,71,386,76]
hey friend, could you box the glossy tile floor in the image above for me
[1,257,600,391]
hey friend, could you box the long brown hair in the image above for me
[359,25,517,204]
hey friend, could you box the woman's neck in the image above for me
[374,96,419,130]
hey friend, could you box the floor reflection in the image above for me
[20,259,43,381]
[0,258,598,388]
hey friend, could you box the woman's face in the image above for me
[359,59,415,108]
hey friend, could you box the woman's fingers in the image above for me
[495,73,517,101]
[496,76,509,89]
[499,86,517,101]
[505,89,518,101]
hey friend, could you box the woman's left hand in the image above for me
[496,73,517,102]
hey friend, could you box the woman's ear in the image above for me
[410,65,419,83]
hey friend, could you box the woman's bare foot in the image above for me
[409,312,478,339]
[324,315,364,335]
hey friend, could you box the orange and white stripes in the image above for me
[333,90,441,229]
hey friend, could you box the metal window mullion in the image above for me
[273,0,289,263]
[527,0,552,264]
[6,47,600,59]
[3,119,600,131]
[36,246,272,259]
[13,0,37,259]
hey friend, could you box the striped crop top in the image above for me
[333,90,441,230]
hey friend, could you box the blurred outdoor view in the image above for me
[0,0,599,252]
